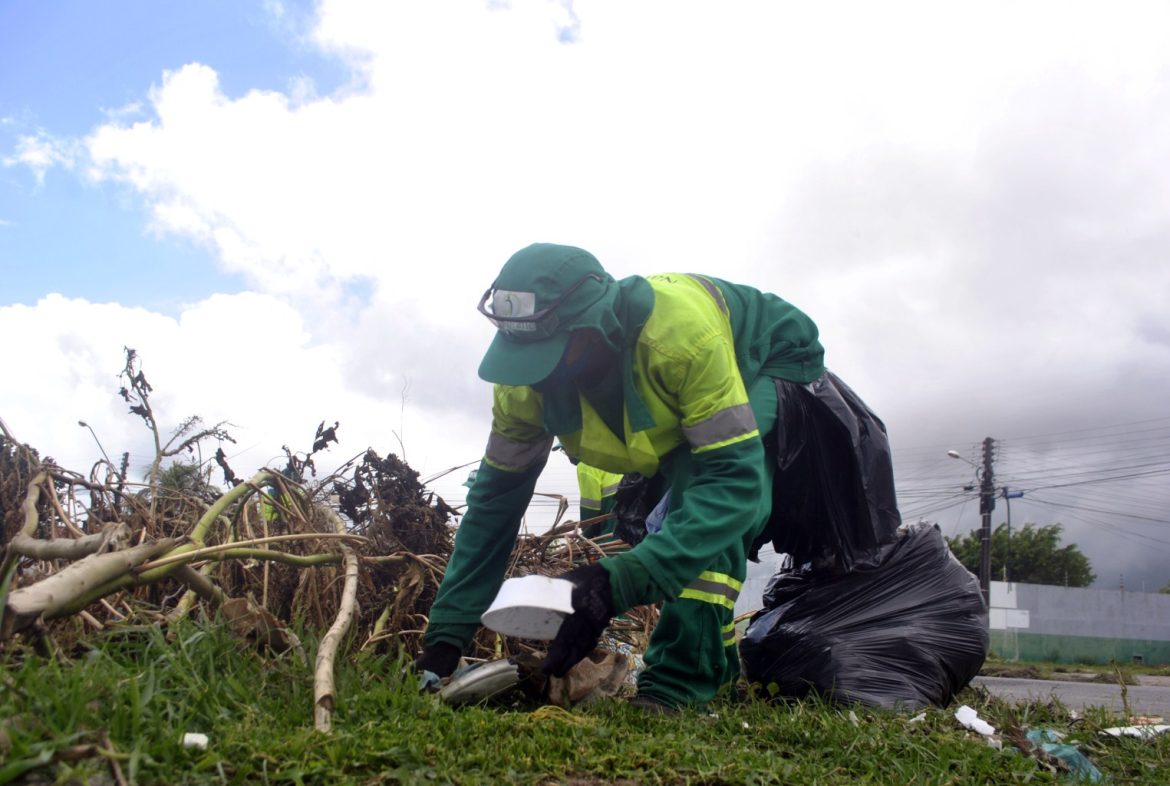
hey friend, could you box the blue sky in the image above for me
[2,0,1170,590]
[1,0,346,311]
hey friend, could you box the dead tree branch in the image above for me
[314,507,360,733]
[2,538,177,637]
[6,522,131,560]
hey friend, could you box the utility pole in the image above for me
[979,437,996,608]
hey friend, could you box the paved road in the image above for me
[973,676,1170,718]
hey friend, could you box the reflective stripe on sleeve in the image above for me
[580,496,602,510]
[682,403,758,452]
[722,621,737,647]
[600,481,621,498]
[484,432,554,472]
[679,570,743,611]
[686,274,729,315]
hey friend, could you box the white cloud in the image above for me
[98,101,146,123]
[3,130,79,184]
[6,0,1170,573]
[0,294,490,496]
[80,1,1170,300]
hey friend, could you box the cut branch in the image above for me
[7,523,132,561]
[136,532,366,573]
[189,470,276,545]
[3,538,177,637]
[172,564,228,606]
[45,477,85,537]
[1,472,49,632]
[18,471,47,538]
[314,508,360,733]
[192,547,344,568]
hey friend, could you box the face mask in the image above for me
[531,338,599,394]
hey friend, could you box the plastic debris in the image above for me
[611,473,669,546]
[417,669,443,693]
[181,732,209,751]
[1101,724,1170,739]
[625,653,645,686]
[1024,729,1103,783]
[546,650,628,707]
[481,575,575,640]
[439,659,521,705]
[955,705,996,737]
[436,650,628,708]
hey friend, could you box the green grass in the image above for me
[3,621,1168,785]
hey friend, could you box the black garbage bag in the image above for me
[609,472,669,546]
[751,371,903,571]
[740,523,988,710]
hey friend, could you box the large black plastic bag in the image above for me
[740,523,988,710]
[751,372,903,572]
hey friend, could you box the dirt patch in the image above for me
[981,664,1044,679]
[1051,668,1138,685]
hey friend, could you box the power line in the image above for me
[995,416,1170,446]
[1025,494,1170,527]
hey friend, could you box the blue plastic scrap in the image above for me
[417,669,443,693]
[1025,729,1103,784]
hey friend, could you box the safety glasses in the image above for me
[477,273,603,338]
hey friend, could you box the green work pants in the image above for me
[636,377,779,708]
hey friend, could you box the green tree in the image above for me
[1159,581,1170,595]
[134,460,222,537]
[945,522,1095,587]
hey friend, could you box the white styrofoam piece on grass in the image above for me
[181,732,209,750]
[1101,725,1170,739]
[955,704,996,737]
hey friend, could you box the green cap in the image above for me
[477,243,614,386]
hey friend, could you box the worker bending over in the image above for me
[416,243,900,709]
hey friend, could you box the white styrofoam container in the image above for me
[481,575,575,640]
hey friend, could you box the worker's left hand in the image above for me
[542,563,614,677]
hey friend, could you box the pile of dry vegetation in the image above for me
[0,349,654,729]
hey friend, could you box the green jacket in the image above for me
[425,273,824,649]
[577,462,622,520]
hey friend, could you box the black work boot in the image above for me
[628,694,678,714]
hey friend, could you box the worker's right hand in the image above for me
[413,641,462,680]
[542,563,614,677]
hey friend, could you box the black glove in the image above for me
[414,641,462,679]
[542,563,614,677]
